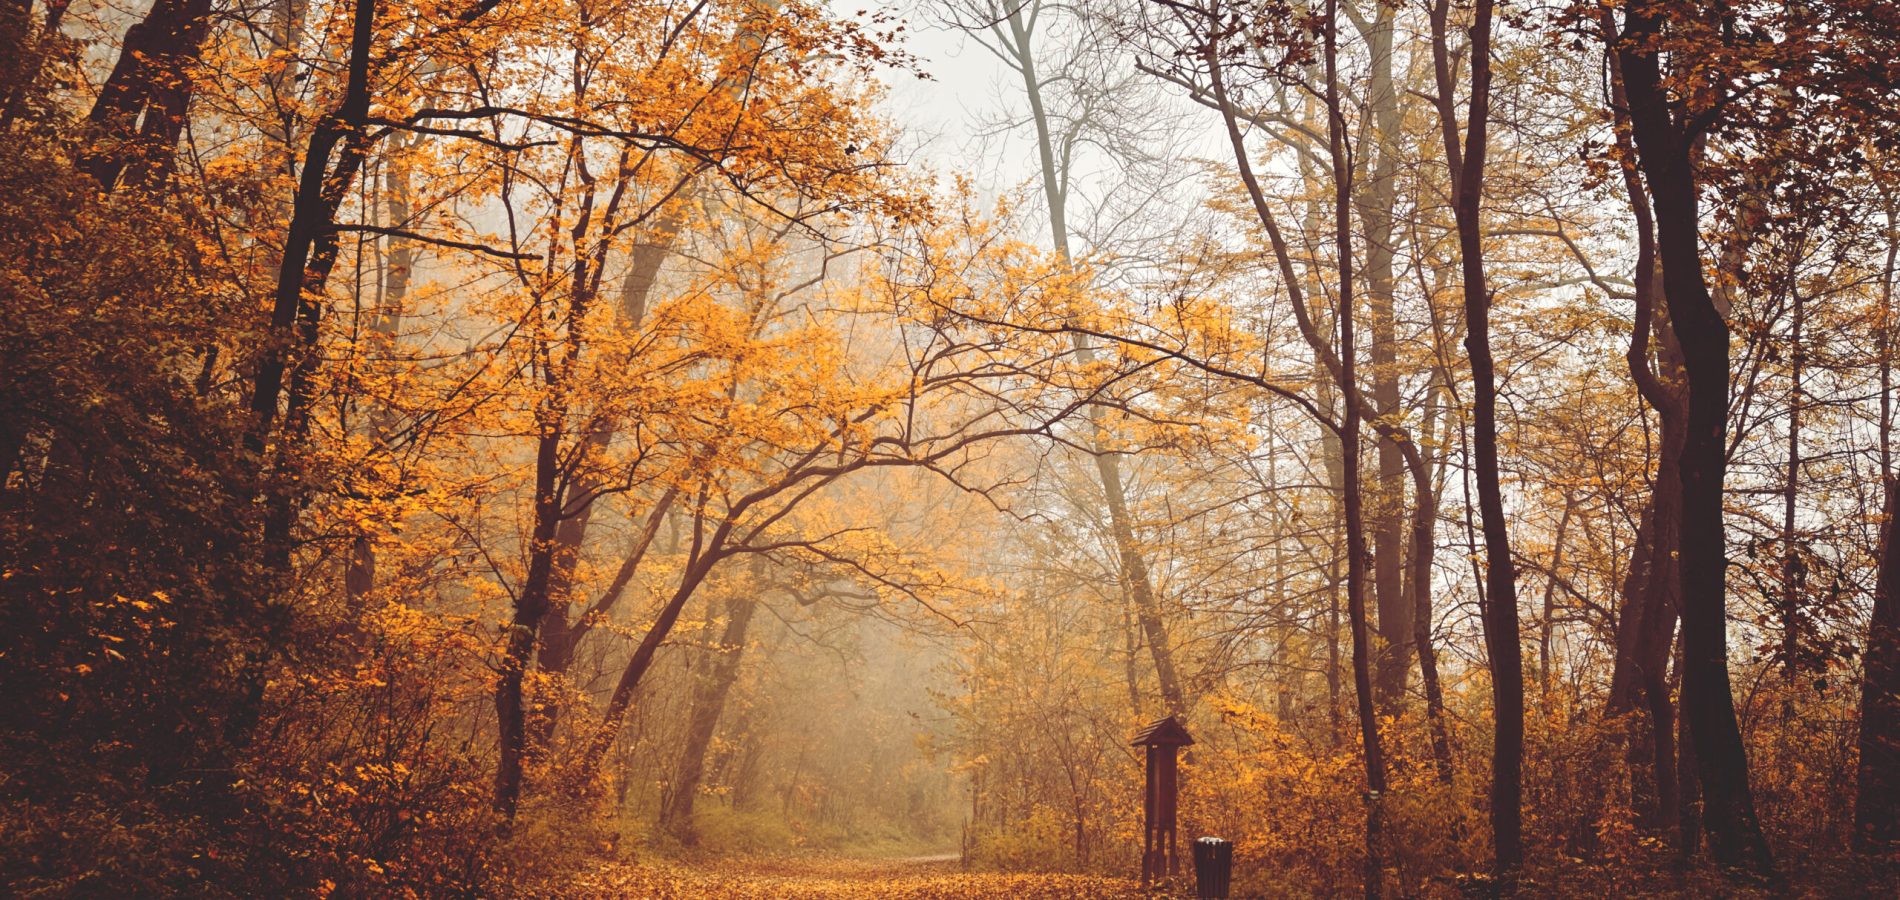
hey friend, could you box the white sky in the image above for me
[834,1,1041,194]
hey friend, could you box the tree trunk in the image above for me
[1004,4,1188,718]
[1600,33,1685,842]
[527,222,685,745]
[523,492,599,754]
[1321,352,1346,746]
[1856,199,1900,851]
[1433,0,1520,879]
[1778,288,1805,675]
[1540,495,1574,693]
[251,0,380,573]
[1408,476,1455,784]
[1856,480,1900,849]
[79,0,214,190]
[660,591,759,842]
[1314,8,1388,895]
[1351,0,1413,712]
[493,123,630,818]
[345,137,413,605]
[1615,2,1774,875]
[493,414,567,818]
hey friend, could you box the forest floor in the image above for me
[554,852,1150,898]
[543,850,1900,899]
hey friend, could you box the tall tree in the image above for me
[1607,0,1774,875]
[1430,0,1521,879]
[937,0,1190,718]
[1858,199,1900,850]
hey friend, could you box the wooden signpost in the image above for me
[1131,715,1194,887]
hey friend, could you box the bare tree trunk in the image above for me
[1317,277,1347,748]
[494,410,568,818]
[1123,594,1145,715]
[1002,5,1188,718]
[1311,8,1388,893]
[1408,475,1454,784]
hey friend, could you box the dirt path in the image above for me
[559,853,1150,898]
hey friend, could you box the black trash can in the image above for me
[1191,836,1233,899]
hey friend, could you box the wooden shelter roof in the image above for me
[1129,715,1195,747]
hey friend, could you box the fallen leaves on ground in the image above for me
[553,855,1154,899]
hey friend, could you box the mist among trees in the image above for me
[3,0,1899,896]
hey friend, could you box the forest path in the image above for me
[561,853,1149,898]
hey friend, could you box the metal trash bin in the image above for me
[1192,836,1233,899]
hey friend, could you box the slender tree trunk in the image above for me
[1409,476,1455,784]
[346,138,413,604]
[1312,8,1388,894]
[1400,371,1453,781]
[1610,504,1658,717]
[1633,375,1687,841]
[530,222,684,694]
[1616,2,1773,875]
[251,0,380,573]
[494,414,567,818]
[1433,0,1520,879]
[1319,332,1347,746]
[1779,289,1805,674]
[1540,495,1575,693]
[1003,6,1187,718]
[1123,594,1145,715]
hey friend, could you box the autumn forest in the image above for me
[3,0,1900,896]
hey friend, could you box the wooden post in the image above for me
[1132,715,1194,886]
